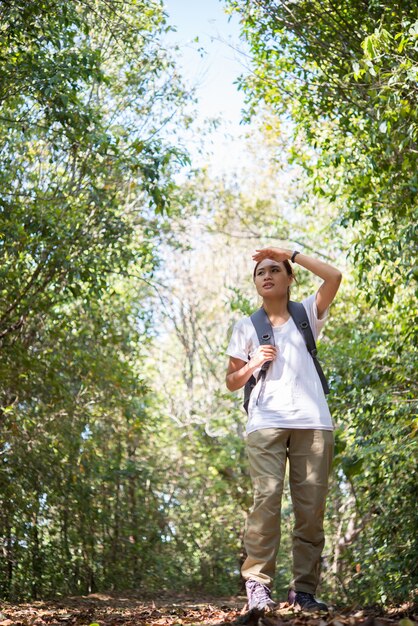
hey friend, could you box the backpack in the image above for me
[243,301,329,414]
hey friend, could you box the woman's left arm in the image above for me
[252,247,343,319]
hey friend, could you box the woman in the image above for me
[226,246,342,612]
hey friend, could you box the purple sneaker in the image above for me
[245,579,276,611]
[288,588,328,612]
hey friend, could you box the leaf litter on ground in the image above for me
[0,593,416,626]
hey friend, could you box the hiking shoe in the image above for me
[288,588,328,612]
[245,579,276,611]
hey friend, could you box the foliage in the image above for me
[0,0,191,600]
[222,0,418,604]
[0,0,188,335]
[1,0,417,607]
[318,279,417,604]
[226,0,418,309]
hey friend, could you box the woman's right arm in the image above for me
[225,345,277,391]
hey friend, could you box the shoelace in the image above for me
[246,580,272,608]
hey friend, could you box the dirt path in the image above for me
[0,593,416,626]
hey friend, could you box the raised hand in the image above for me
[252,247,292,263]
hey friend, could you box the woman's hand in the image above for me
[249,345,278,368]
[252,247,292,263]
[226,345,277,391]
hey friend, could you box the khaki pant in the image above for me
[241,428,334,594]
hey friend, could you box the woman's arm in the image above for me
[294,252,342,318]
[252,247,342,318]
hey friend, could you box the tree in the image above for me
[222,1,418,602]
[0,0,191,599]
[226,0,418,308]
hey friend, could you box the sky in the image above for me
[163,0,251,173]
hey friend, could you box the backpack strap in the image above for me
[243,307,275,414]
[287,301,330,395]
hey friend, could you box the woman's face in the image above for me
[253,258,293,299]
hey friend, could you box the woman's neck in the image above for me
[262,298,289,323]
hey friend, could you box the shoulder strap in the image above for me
[287,301,330,394]
[249,307,275,370]
[243,308,274,413]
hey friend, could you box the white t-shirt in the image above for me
[226,293,334,434]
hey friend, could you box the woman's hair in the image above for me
[253,259,295,281]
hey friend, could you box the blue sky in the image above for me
[163,0,250,172]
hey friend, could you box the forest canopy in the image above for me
[0,0,417,608]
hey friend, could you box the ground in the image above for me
[0,593,416,626]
